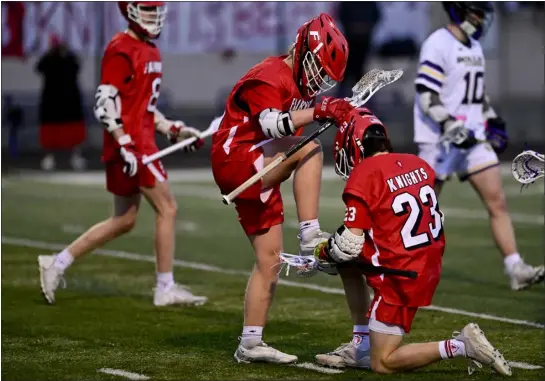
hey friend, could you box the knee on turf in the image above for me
[371,356,396,374]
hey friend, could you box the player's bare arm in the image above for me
[154,109,204,152]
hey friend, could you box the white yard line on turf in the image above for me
[97,368,150,380]
[3,236,544,330]
[508,361,544,370]
[294,362,344,374]
[13,163,517,184]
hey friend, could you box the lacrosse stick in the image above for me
[512,150,544,185]
[142,115,223,165]
[221,68,404,205]
[279,252,418,279]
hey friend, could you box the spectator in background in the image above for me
[337,2,381,98]
[36,35,86,171]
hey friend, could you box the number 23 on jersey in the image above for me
[392,184,444,250]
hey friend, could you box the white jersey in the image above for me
[414,28,486,143]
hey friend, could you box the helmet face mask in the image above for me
[334,136,364,181]
[120,2,167,39]
[333,108,390,181]
[293,14,349,98]
[444,2,494,40]
[302,50,337,97]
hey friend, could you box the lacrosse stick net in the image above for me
[512,150,544,185]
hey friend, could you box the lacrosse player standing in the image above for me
[211,13,354,364]
[38,1,207,307]
[314,108,511,376]
[413,2,544,290]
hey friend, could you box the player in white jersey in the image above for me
[413,2,544,291]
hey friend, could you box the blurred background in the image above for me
[2,1,544,172]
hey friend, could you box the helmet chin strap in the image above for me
[460,20,477,38]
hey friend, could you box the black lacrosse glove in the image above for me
[486,117,508,154]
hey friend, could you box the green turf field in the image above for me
[2,167,544,380]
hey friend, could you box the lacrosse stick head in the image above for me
[279,253,319,278]
[349,69,403,107]
[512,150,545,185]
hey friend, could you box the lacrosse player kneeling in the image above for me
[310,108,511,376]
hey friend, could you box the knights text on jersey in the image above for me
[211,55,314,156]
[343,153,445,307]
[101,32,163,162]
[413,28,486,144]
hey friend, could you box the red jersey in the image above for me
[343,153,445,307]
[211,55,314,157]
[101,32,162,162]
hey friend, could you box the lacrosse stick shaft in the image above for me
[346,262,418,279]
[221,121,335,205]
[143,137,197,165]
[142,121,220,165]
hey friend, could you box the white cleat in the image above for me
[315,342,371,369]
[299,228,331,256]
[453,323,512,376]
[234,342,298,364]
[507,262,545,291]
[40,154,56,172]
[153,283,207,306]
[38,255,64,304]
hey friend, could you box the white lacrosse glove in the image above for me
[167,122,205,152]
[117,135,140,177]
[441,119,477,150]
[94,84,123,132]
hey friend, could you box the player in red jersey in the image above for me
[211,13,353,364]
[38,2,207,307]
[311,108,511,376]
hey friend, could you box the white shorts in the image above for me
[418,142,499,182]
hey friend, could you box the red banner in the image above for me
[2,2,25,58]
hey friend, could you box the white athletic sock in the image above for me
[504,253,522,273]
[299,219,320,241]
[241,326,263,349]
[439,339,466,359]
[54,249,74,272]
[352,325,370,350]
[156,272,174,290]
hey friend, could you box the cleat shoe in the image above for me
[315,342,371,369]
[153,283,207,306]
[38,255,64,304]
[507,262,545,291]
[234,342,297,364]
[453,323,512,376]
[299,228,331,256]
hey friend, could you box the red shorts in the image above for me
[105,158,168,197]
[40,121,86,150]
[367,291,419,334]
[211,144,283,236]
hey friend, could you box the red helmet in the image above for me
[118,1,167,39]
[293,13,349,98]
[334,108,389,180]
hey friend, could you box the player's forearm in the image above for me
[416,85,455,130]
[347,227,365,236]
[111,128,130,144]
[483,95,497,119]
[154,109,172,134]
[290,108,315,130]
